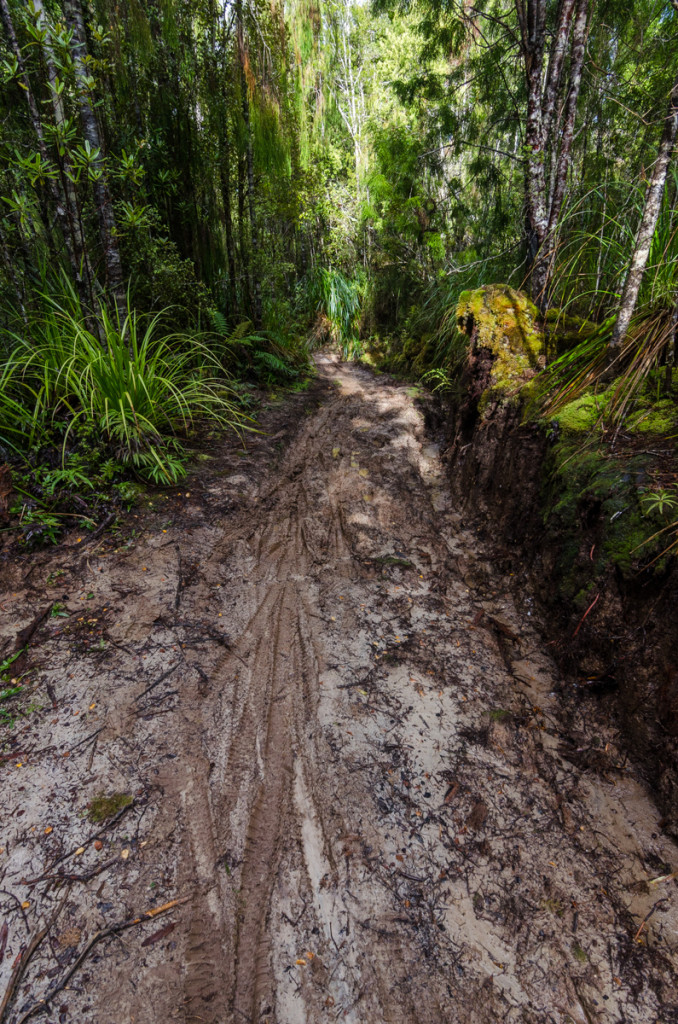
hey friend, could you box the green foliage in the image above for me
[0,650,23,685]
[4,296,244,484]
[12,508,63,547]
[642,487,678,517]
[0,277,252,543]
[308,268,364,358]
[208,312,306,385]
[0,0,676,532]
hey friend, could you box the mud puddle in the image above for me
[1,355,677,1023]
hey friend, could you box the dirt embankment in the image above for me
[0,356,677,1024]
[443,371,678,835]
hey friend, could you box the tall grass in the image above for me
[1,297,244,483]
[536,171,678,422]
[307,268,364,357]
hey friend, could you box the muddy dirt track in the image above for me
[1,355,678,1024]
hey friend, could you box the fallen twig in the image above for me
[174,544,183,610]
[0,926,48,1024]
[633,897,669,942]
[0,890,30,934]
[573,593,600,638]
[29,857,118,886]
[79,512,116,547]
[14,606,53,656]
[14,897,190,1024]
[68,726,105,755]
[397,868,427,883]
[0,890,70,1024]
[134,664,180,703]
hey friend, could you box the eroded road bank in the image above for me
[1,355,677,1024]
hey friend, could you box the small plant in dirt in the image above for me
[0,683,23,704]
[12,507,64,547]
[571,941,587,963]
[540,897,565,917]
[642,485,678,518]
[421,368,454,393]
[0,651,33,729]
[88,793,133,823]
[375,555,414,569]
[0,650,23,685]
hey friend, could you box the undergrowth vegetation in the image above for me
[308,268,365,358]
[0,279,312,546]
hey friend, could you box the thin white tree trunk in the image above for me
[32,0,96,309]
[64,0,125,320]
[609,71,678,354]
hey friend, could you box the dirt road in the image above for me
[1,356,677,1024]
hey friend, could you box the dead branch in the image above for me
[14,897,190,1024]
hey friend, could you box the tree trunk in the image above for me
[237,5,262,328]
[609,71,678,354]
[243,95,262,328]
[546,0,589,236]
[0,219,27,323]
[541,0,577,144]
[538,0,589,304]
[516,0,548,306]
[516,0,589,311]
[237,154,251,315]
[0,0,82,290]
[64,0,126,321]
[32,0,96,313]
[222,160,238,317]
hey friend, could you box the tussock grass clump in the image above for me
[0,294,246,488]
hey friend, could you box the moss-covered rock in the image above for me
[88,792,133,823]
[456,285,544,409]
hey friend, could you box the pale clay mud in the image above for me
[1,355,677,1024]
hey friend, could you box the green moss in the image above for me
[88,792,133,823]
[375,555,414,568]
[552,392,611,433]
[626,398,678,435]
[571,941,587,963]
[489,708,511,722]
[547,374,678,439]
[359,350,382,369]
[541,433,669,591]
[540,897,564,916]
[456,285,544,405]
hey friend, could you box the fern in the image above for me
[210,310,230,336]
[255,350,298,377]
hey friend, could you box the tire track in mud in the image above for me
[183,479,330,1019]
[178,362,438,1023]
